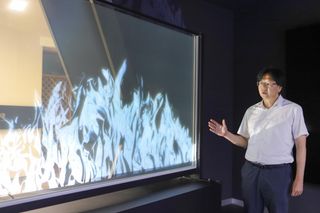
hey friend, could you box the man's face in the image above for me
[257,74,282,100]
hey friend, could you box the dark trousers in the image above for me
[241,161,292,213]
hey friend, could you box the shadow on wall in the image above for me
[304,132,320,184]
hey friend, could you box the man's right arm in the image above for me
[208,118,248,148]
[224,131,248,148]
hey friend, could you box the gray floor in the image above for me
[221,183,320,213]
[288,183,320,213]
[221,204,244,213]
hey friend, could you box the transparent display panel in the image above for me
[0,0,199,205]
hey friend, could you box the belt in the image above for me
[246,160,291,169]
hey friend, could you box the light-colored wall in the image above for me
[0,25,42,106]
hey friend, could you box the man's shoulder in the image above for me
[246,102,263,113]
[279,98,305,117]
[252,101,263,108]
[281,97,302,109]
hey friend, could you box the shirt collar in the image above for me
[273,95,284,107]
[258,95,284,109]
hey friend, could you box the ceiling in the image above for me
[202,0,263,13]
[203,0,237,10]
[0,0,50,36]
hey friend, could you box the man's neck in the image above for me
[263,95,279,109]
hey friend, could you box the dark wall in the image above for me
[233,0,320,200]
[113,0,320,204]
[6,0,320,211]
[286,25,320,185]
[180,1,234,200]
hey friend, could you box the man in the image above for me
[208,68,308,213]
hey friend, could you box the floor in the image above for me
[221,204,244,213]
[220,183,320,213]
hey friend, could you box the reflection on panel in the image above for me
[0,0,199,204]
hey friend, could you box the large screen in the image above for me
[0,0,199,209]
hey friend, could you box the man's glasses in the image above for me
[257,81,277,88]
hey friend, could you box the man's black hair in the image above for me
[257,67,286,87]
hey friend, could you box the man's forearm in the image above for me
[294,136,307,182]
[224,131,248,148]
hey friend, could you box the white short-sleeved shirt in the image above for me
[237,95,309,165]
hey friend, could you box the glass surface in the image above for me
[0,0,199,204]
